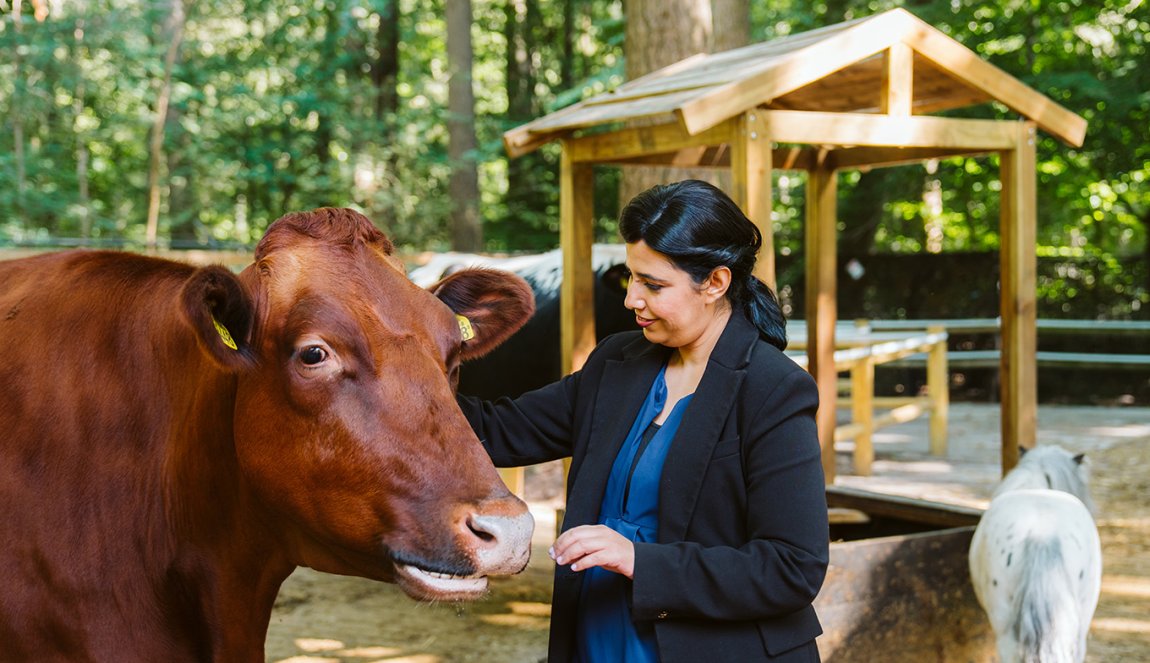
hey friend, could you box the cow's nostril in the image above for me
[462,508,534,575]
[466,514,499,544]
[464,512,501,542]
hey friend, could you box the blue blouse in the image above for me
[575,364,693,662]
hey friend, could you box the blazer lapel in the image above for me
[657,313,758,542]
[561,339,667,533]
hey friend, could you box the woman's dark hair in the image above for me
[618,179,787,350]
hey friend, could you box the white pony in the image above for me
[969,445,1102,663]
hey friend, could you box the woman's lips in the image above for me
[635,316,655,328]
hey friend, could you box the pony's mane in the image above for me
[994,445,1095,514]
[255,208,393,261]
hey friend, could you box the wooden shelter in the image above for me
[502,8,1087,481]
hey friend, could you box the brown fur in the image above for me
[432,268,536,359]
[0,209,535,662]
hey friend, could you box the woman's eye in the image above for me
[300,346,328,365]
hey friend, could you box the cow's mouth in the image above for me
[390,553,488,601]
[396,563,488,600]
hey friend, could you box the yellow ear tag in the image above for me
[456,314,475,342]
[212,317,239,351]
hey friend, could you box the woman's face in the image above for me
[623,240,727,349]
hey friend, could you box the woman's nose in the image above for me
[623,281,642,310]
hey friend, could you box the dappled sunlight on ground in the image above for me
[266,404,1148,662]
[1086,422,1150,439]
[272,640,437,663]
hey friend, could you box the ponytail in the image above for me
[741,276,787,351]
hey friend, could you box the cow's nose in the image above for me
[458,500,534,575]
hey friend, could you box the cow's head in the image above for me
[179,208,535,601]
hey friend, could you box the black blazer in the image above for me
[459,311,829,662]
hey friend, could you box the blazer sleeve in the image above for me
[456,332,635,467]
[629,366,829,621]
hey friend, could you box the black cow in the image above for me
[409,245,633,399]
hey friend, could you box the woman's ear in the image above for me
[431,268,536,360]
[704,266,732,303]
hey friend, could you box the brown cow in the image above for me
[0,208,536,661]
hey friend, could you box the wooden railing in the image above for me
[494,318,1147,499]
[786,322,950,476]
[870,318,1150,370]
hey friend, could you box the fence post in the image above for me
[927,325,949,456]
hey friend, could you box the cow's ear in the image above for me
[600,263,630,295]
[431,268,535,360]
[181,265,257,371]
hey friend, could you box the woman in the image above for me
[458,179,828,662]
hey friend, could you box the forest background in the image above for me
[1,0,1147,326]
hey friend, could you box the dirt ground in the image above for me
[264,403,1150,663]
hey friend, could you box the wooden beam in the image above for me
[566,119,736,164]
[882,42,913,116]
[504,116,574,158]
[775,146,817,171]
[759,110,1019,150]
[806,161,839,483]
[599,146,729,168]
[730,111,776,290]
[998,123,1038,474]
[559,143,596,374]
[903,21,1087,147]
[677,10,908,135]
[828,145,989,171]
[581,144,818,171]
[825,485,983,528]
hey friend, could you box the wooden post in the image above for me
[806,160,838,483]
[927,324,949,456]
[560,142,596,375]
[498,468,526,498]
[881,42,914,117]
[850,356,875,476]
[558,143,595,534]
[731,110,776,290]
[998,122,1038,474]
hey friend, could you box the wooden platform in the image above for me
[832,402,1150,509]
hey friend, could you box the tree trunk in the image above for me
[144,0,186,249]
[711,0,750,53]
[446,0,482,251]
[166,103,197,245]
[502,0,551,246]
[372,0,400,121]
[560,0,576,88]
[12,0,28,231]
[620,0,751,206]
[73,19,91,240]
[363,0,401,226]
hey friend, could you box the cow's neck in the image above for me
[152,338,295,658]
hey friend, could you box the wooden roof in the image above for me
[505,8,1087,157]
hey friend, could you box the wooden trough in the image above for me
[817,486,994,662]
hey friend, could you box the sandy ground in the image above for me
[264,403,1150,662]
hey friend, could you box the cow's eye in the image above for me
[300,345,328,365]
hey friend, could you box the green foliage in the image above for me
[0,0,1145,320]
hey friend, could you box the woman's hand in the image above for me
[550,525,635,578]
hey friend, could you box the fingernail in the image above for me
[548,546,555,559]
[570,563,579,571]
[555,556,564,564]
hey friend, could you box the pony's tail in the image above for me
[1015,538,1084,663]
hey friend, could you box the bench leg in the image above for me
[927,327,949,456]
[851,358,875,475]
